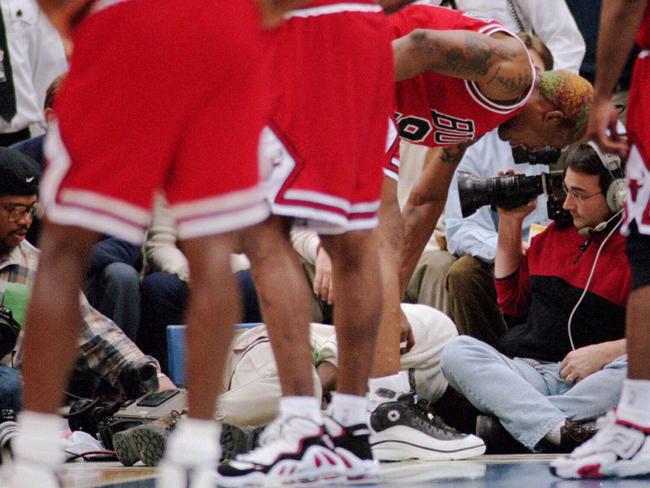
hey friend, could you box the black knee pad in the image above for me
[626,222,650,289]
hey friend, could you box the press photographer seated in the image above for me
[0,148,173,415]
[441,143,630,453]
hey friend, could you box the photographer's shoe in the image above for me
[475,415,529,454]
[550,411,650,479]
[112,427,141,467]
[559,419,598,453]
[371,392,485,461]
[323,417,379,483]
[218,415,344,487]
[131,409,187,466]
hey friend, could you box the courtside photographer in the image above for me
[441,142,630,453]
[0,148,174,450]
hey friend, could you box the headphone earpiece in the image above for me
[587,141,626,212]
[606,178,626,212]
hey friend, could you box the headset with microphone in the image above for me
[567,142,626,351]
[576,142,626,238]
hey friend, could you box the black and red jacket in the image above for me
[495,221,631,362]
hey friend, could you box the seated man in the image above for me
[0,148,173,412]
[118,300,483,467]
[443,134,553,346]
[139,195,262,373]
[441,143,630,453]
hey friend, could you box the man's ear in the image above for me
[543,110,565,124]
[44,108,56,124]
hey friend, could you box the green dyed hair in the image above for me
[538,71,593,139]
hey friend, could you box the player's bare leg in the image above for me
[157,232,243,488]
[367,178,485,461]
[243,216,317,399]
[5,222,98,486]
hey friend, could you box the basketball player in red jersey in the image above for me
[217,1,400,486]
[552,0,650,479]
[0,1,299,488]
[365,3,594,460]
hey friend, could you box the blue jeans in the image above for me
[85,262,141,341]
[0,365,22,411]
[441,335,627,450]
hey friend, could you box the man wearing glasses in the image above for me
[440,143,630,454]
[0,146,174,434]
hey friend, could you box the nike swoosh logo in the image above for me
[25,177,35,183]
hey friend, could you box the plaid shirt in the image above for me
[0,240,159,388]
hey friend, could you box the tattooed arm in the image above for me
[399,143,468,294]
[393,30,532,102]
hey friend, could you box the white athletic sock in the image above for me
[15,410,66,466]
[166,417,221,465]
[617,379,650,428]
[279,396,322,424]
[543,419,564,446]
[368,371,410,412]
[329,392,369,427]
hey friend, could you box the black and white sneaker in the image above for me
[323,417,380,483]
[218,416,345,487]
[370,392,485,461]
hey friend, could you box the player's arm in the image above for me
[587,0,647,154]
[393,29,532,102]
[36,0,93,39]
[399,144,468,293]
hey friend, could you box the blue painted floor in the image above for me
[60,455,650,488]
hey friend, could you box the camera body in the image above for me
[457,147,572,226]
[0,307,20,359]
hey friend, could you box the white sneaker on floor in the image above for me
[1,459,63,488]
[550,410,650,479]
[218,415,345,487]
[370,392,485,461]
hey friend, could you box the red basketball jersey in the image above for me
[636,3,650,49]
[388,5,535,147]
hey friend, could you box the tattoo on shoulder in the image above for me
[495,71,532,96]
[441,33,518,78]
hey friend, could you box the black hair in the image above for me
[565,144,621,194]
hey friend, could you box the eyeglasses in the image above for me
[0,203,40,222]
[562,183,602,203]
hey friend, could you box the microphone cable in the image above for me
[567,210,623,350]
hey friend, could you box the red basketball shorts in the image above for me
[259,3,395,234]
[40,0,270,243]
[623,50,650,237]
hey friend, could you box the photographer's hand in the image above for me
[560,339,626,384]
[494,199,536,279]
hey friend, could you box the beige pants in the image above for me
[215,303,457,428]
